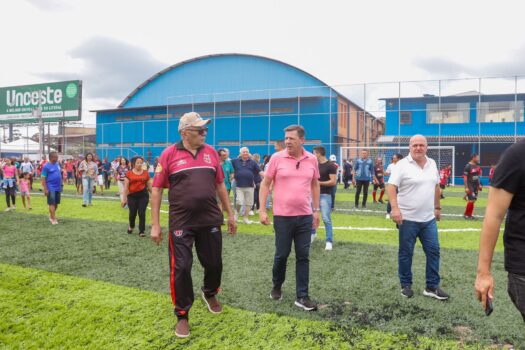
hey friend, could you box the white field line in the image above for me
[30,192,483,232]
[31,191,170,203]
[335,208,483,218]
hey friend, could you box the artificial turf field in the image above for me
[1,183,523,349]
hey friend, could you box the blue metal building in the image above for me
[95,54,383,162]
[380,92,525,183]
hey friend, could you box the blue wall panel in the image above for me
[384,95,525,136]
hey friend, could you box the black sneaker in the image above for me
[378,199,384,204]
[270,286,282,301]
[401,285,414,298]
[294,297,317,311]
[423,287,449,300]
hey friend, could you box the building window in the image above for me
[426,103,470,124]
[400,111,412,125]
[477,101,524,123]
[271,107,293,114]
[134,115,152,121]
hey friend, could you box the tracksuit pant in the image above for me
[168,226,223,320]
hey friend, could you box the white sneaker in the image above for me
[11,205,16,210]
[385,214,390,219]
[249,210,255,216]
[242,218,252,224]
[325,242,333,251]
[4,207,11,212]
[311,234,316,243]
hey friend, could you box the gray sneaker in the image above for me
[294,297,317,311]
[423,287,449,300]
[270,286,282,301]
[401,285,414,298]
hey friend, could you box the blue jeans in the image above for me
[273,215,312,298]
[330,185,337,209]
[398,219,440,289]
[82,177,94,205]
[320,194,333,242]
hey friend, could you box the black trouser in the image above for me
[104,172,111,189]
[355,180,370,206]
[273,215,312,298]
[508,272,525,322]
[169,226,223,319]
[127,190,149,233]
[5,187,16,207]
[252,182,260,211]
[343,175,352,189]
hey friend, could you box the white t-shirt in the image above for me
[387,154,439,222]
[385,162,396,176]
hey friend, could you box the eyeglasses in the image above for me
[185,127,208,136]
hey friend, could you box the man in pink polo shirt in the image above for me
[259,124,321,311]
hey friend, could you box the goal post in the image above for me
[338,146,455,185]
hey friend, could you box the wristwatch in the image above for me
[313,208,321,212]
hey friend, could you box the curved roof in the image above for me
[119,53,336,108]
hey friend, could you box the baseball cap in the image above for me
[178,112,211,131]
[329,154,337,161]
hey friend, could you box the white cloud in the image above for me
[2,0,525,125]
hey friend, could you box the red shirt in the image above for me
[126,170,150,194]
[153,142,224,230]
[66,161,74,172]
[439,169,448,186]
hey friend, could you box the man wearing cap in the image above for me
[231,147,263,224]
[150,112,237,338]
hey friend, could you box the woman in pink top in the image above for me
[2,158,19,211]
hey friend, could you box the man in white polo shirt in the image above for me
[387,134,449,300]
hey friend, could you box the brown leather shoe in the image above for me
[201,292,223,314]
[175,319,190,338]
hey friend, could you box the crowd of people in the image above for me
[2,111,522,338]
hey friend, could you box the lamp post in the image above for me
[32,89,45,159]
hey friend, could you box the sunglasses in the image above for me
[186,127,208,136]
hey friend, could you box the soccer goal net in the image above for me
[339,146,455,185]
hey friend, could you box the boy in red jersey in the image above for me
[463,154,482,220]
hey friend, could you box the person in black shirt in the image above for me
[373,157,385,204]
[475,140,525,321]
[463,154,482,220]
[312,146,337,250]
[343,159,353,189]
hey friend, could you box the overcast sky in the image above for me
[2,0,525,125]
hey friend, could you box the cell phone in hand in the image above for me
[485,298,493,316]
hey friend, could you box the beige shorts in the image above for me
[236,187,254,206]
